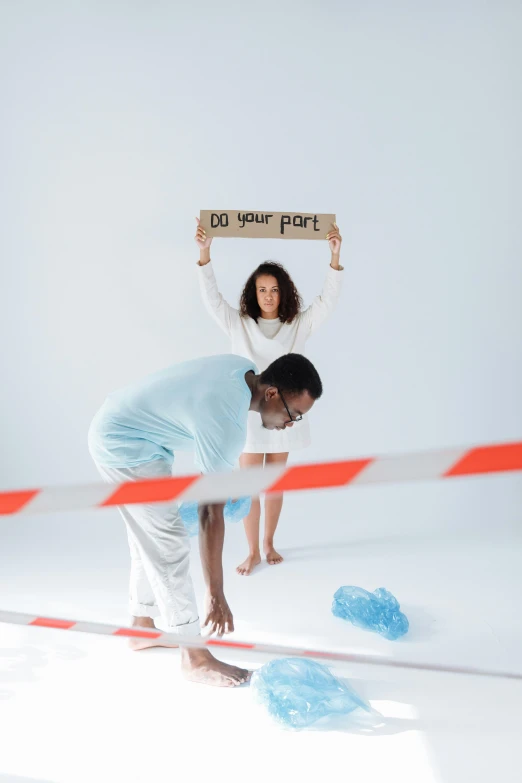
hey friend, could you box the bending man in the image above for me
[88,352,323,687]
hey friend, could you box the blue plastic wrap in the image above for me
[178,501,199,537]
[332,586,409,640]
[179,497,251,537]
[250,657,368,729]
[224,496,251,524]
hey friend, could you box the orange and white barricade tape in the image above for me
[0,608,521,681]
[0,440,521,517]
[1,439,521,681]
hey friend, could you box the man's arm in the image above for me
[198,501,234,636]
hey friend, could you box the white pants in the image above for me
[96,459,200,636]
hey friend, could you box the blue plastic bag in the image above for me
[332,586,409,640]
[178,501,199,537]
[251,657,368,729]
[224,497,251,524]
[179,497,251,537]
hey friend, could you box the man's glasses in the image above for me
[278,389,303,424]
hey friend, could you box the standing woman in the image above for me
[195,219,343,575]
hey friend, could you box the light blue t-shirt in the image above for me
[88,354,257,473]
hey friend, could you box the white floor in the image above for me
[1,474,521,783]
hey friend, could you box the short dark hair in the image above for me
[239,262,302,323]
[260,353,323,400]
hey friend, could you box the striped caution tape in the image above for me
[0,440,521,517]
[0,608,521,681]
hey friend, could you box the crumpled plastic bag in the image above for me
[178,497,251,537]
[250,657,369,729]
[178,501,199,537]
[332,586,409,640]
[224,497,251,524]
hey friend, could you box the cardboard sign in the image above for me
[199,210,336,240]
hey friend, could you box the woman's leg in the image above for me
[236,452,265,575]
[263,452,289,565]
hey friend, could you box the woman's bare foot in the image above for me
[181,648,251,687]
[236,553,261,576]
[128,616,179,651]
[264,546,284,566]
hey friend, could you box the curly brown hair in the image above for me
[239,262,302,323]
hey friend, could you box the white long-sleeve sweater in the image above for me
[197,261,343,453]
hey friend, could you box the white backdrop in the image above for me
[1,1,521,486]
[1,6,522,782]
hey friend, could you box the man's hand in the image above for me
[203,591,234,636]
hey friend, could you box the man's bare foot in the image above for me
[236,553,261,576]
[181,648,251,687]
[128,616,179,651]
[264,546,284,566]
